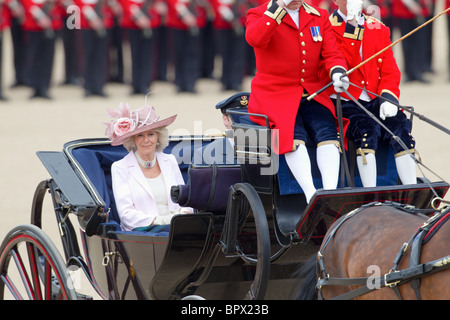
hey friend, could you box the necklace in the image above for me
[135,152,157,169]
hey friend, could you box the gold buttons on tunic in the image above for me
[302,50,306,55]
[300,32,304,37]
[266,22,270,25]
[378,58,383,63]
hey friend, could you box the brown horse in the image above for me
[293,202,450,300]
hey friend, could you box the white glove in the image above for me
[379,101,398,120]
[332,73,349,93]
[346,0,363,21]
[152,208,192,225]
[152,214,174,225]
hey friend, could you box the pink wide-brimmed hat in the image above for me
[105,103,177,146]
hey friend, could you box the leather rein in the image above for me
[316,202,450,300]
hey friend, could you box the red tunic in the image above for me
[328,11,401,104]
[211,0,247,29]
[22,0,65,31]
[391,0,431,19]
[119,0,162,29]
[246,1,348,154]
[0,1,12,30]
[72,0,114,30]
[166,0,206,30]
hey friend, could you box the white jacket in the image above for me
[111,151,190,231]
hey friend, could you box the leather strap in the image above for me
[316,203,450,300]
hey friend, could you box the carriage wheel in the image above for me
[0,224,77,300]
[226,183,271,300]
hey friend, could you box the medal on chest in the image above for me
[310,26,322,42]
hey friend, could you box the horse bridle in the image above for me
[315,201,450,300]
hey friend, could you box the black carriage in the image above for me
[0,95,448,300]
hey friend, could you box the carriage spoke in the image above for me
[1,274,24,300]
[44,259,52,300]
[26,243,43,300]
[11,247,35,300]
[0,225,76,300]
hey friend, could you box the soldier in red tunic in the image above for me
[329,0,417,187]
[167,0,207,93]
[0,0,11,100]
[447,0,450,80]
[391,0,431,82]
[73,0,115,97]
[22,0,65,99]
[246,0,349,203]
[119,0,164,95]
[211,0,247,91]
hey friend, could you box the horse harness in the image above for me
[315,201,450,300]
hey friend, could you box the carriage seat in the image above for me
[171,164,242,213]
[68,136,223,232]
[70,144,127,225]
[70,141,195,229]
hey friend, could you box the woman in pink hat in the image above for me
[105,103,193,231]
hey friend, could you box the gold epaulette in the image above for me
[302,3,321,16]
[364,14,385,27]
[329,14,342,27]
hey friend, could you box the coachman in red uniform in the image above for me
[246,0,349,203]
[329,0,418,187]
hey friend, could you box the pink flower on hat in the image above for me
[114,117,136,136]
[104,102,177,146]
[105,102,133,140]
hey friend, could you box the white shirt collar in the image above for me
[285,8,299,28]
